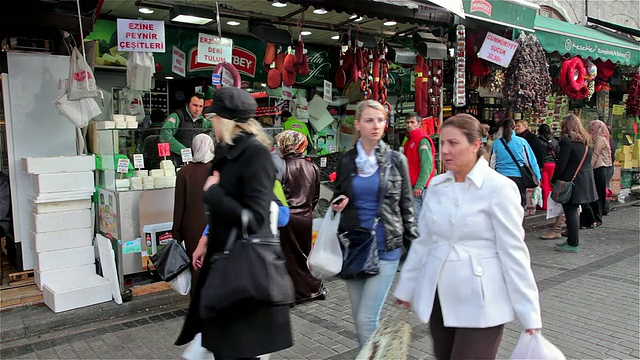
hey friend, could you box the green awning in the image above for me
[533,16,640,67]
[463,0,538,32]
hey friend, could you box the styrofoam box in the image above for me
[43,274,111,313]
[24,155,95,175]
[33,198,92,214]
[33,227,92,253]
[33,209,91,233]
[33,172,94,193]
[35,264,95,290]
[36,245,95,272]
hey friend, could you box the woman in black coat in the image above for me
[175,88,293,359]
[551,114,598,253]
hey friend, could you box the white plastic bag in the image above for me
[181,333,215,360]
[510,332,566,360]
[171,269,191,295]
[53,94,101,128]
[119,87,145,121]
[68,47,99,100]
[307,209,342,279]
[294,94,309,121]
[546,193,564,219]
[531,186,543,208]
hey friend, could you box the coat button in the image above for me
[449,219,455,226]
[432,216,437,223]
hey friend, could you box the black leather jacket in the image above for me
[332,141,418,251]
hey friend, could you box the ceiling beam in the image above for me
[0,11,94,35]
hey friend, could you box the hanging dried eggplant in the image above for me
[625,71,640,116]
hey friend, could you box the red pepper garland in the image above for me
[626,71,640,117]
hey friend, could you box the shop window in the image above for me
[538,6,568,22]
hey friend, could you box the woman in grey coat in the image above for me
[551,114,598,253]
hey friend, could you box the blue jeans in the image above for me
[345,259,400,347]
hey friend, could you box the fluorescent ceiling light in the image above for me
[272,1,287,7]
[138,7,154,14]
[165,76,174,79]
[350,14,358,19]
[313,9,327,14]
[383,21,397,26]
[170,5,216,25]
[331,35,340,40]
[301,31,312,36]
[355,17,364,22]
[227,21,240,26]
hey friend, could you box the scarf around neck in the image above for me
[355,139,379,177]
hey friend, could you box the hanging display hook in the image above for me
[216,2,222,39]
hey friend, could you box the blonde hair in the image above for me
[353,100,388,144]
[561,114,590,146]
[216,118,273,147]
[516,120,529,127]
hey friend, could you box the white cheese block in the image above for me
[115,179,130,189]
[33,210,91,233]
[129,177,143,186]
[33,227,92,253]
[126,122,138,129]
[43,274,111,313]
[95,121,116,130]
[24,155,96,175]
[160,160,175,170]
[36,245,95,272]
[133,170,148,177]
[143,185,155,190]
[163,168,176,177]
[142,176,154,185]
[150,169,164,177]
[33,171,94,193]
[124,115,137,123]
[33,198,91,214]
[115,120,127,129]
[154,176,176,188]
[112,114,125,121]
[35,264,95,290]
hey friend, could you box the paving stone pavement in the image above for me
[1,205,638,360]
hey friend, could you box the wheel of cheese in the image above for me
[213,62,241,90]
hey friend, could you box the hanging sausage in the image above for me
[453,25,466,108]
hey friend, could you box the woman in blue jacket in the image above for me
[490,119,542,207]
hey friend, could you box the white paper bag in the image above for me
[510,332,566,360]
[307,209,342,279]
[181,333,215,360]
[171,269,191,295]
[54,94,101,128]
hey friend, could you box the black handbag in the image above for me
[500,138,540,189]
[199,210,295,319]
[337,153,392,280]
[149,240,190,282]
[551,146,588,204]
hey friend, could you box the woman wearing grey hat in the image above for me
[176,87,293,359]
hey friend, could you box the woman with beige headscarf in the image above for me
[171,133,214,295]
[276,130,324,303]
[581,120,612,228]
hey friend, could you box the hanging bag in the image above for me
[510,331,566,360]
[199,210,295,319]
[68,47,99,100]
[356,315,412,360]
[307,208,343,279]
[551,146,588,204]
[500,138,539,189]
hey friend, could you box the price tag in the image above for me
[212,73,221,86]
[320,157,327,168]
[133,154,144,169]
[117,158,130,173]
[612,104,625,116]
[181,148,193,163]
[157,142,170,157]
[330,146,337,153]
[323,80,332,102]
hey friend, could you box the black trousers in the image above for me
[582,167,607,226]
[507,176,527,208]
[429,294,504,360]
[562,203,581,247]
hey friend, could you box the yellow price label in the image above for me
[612,104,625,116]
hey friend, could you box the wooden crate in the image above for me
[0,284,43,309]
[8,270,35,286]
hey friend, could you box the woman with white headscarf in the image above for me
[172,133,214,296]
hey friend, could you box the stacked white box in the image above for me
[25,155,113,312]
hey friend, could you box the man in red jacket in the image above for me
[403,113,436,229]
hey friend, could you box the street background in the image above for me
[1,205,638,360]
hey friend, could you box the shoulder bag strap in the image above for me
[572,146,589,181]
[500,138,521,168]
[372,152,393,230]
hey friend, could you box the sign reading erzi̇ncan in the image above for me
[117,19,165,52]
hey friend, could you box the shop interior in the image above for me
[0,0,638,311]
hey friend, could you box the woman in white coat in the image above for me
[395,114,541,359]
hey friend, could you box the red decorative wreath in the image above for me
[558,57,589,100]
